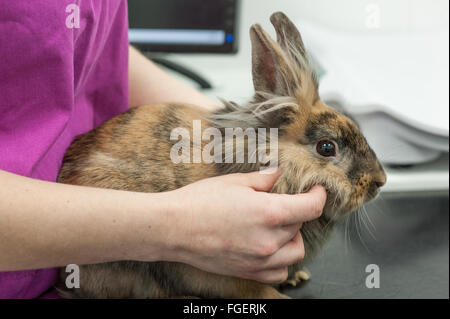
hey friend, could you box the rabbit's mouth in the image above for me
[301,183,346,220]
[321,182,367,218]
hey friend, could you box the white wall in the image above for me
[239,0,449,32]
[237,0,449,55]
[174,0,449,67]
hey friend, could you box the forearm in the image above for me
[0,170,175,271]
[128,46,221,110]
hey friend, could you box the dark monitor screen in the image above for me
[128,0,239,53]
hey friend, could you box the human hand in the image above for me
[164,171,327,284]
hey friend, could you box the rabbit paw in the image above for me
[282,268,311,288]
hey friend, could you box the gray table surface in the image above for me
[284,193,449,299]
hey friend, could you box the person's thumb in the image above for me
[229,169,281,192]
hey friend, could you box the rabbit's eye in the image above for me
[316,140,337,157]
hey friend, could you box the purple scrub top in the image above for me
[0,0,129,298]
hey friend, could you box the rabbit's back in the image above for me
[58,103,217,192]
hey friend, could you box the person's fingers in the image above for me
[249,232,304,283]
[270,185,327,225]
[258,231,305,270]
[227,169,281,192]
[274,224,302,248]
[249,267,289,284]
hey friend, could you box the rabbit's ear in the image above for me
[270,12,319,106]
[250,23,297,96]
[270,12,307,63]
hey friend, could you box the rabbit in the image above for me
[56,12,386,299]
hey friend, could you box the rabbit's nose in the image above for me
[368,176,385,199]
[374,180,385,189]
[373,167,387,189]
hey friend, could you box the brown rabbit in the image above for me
[56,12,386,299]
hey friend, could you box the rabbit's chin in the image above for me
[324,192,366,219]
[298,183,352,221]
[322,188,375,222]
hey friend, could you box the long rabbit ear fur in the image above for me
[250,12,319,105]
[270,12,307,63]
[250,23,298,97]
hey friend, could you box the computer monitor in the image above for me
[128,0,239,54]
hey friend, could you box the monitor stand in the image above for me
[145,54,213,90]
